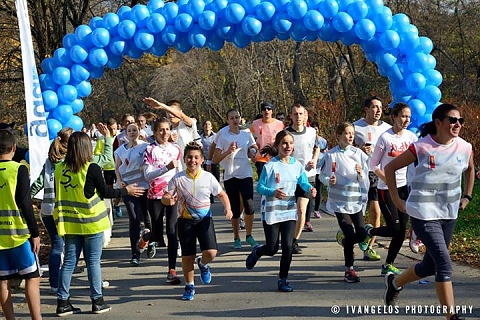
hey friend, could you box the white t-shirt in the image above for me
[287,126,318,178]
[114,141,149,189]
[215,128,255,181]
[370,129,418,189]
[173,119,202,160]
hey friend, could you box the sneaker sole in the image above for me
[344,278,361,283]
[166,278,181,285]
[93,307,111,314]
[384,272,395,306]
[57,310,81,317]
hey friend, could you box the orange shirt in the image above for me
[250,118,285,163]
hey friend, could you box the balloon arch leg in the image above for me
[39,0,442,138]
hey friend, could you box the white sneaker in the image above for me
[102,280,110,288]
[177,242,182,257]
[409,229,424,254]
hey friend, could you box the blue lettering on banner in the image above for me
[29,68,47,137]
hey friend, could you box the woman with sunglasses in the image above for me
[383,103,474,320]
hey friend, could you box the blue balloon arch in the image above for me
[39,0,442,138]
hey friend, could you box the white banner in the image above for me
[16,0,49,196]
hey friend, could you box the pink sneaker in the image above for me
[313,211,322,218]
[304,222,314,232]
[409,229,424,254]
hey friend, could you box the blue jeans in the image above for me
[42,215,64,288]
[58,232,104,300]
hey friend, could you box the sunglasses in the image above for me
[447,116,465,125]
[262,107,272,111]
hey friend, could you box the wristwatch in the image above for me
[462,194,473,201]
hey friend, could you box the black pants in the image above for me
[335,211,366,267]
[372,186,409,264]
[123,193,148,259]
[255,220,296,279]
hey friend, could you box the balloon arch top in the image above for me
[39,0,442,138]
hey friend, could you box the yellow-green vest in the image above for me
[54,162,110,236]
[94,136,115,170]
[0,161,30,249]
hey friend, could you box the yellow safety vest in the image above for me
[0,161,30,249]
[54,162,110,236]
[94,135,115,170]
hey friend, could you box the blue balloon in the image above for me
[161,25,179,45]
[258,22,276,41]
[340,27,361,46]
[371,6,392,33]
[407,52,429,72]
[75,80,92,98]
[147,0,165,12]
[89,66,105,79]
[52,104,73,124]
[332,12,353,33]
[162,2,179,23]
[62,33,77,50]
[40,73,59,91]
[188,25,208,48]
[216,20,235,39]
[57,85,78,104]
[354,19,376,40]
[134,30,155,50]
[417,85,441,106]
[242,16,262,36]
[64,115,84,132]
[243,0,261,14]
[109,36,127,55]
[425,54,436,70]
[70,64,90,82]
[53,67,71,85]
[289,20,308,41]
[287,0,308,20]
[130,4,150,28]
[418,36,434,54]
[206,31,225,51]
[365,0,384,15]
[199,11,217,30]
[47,119,63,138]
[74,25,93,48]
[226,3,246,24]
[347,1,368,21]
[318,20,341,42]
[88,48,108,67]
[150,34,169,56]
[53,48,73,67]
[391,13,410,32]
[187,0,206,16]
[117,6,132,21]
[272,12,292,33]
[106,53,123,69]
[424,69,443,87]
[376,52,397,70]
[318,0,339,19]
[303,10,324,31]
[306,0,321,9]
[337,0,353,11]
[406,72,426,93]
[146,13,167,33]
[398,29,420,54]
[256,2,276,21]
[70,45,89,63]
[232,30,251,48]
[42,90,59,111]
[175,13,194,32]
[206,0,228,16]
[103,13,120,33]
[276,31,290,40]
[70,98,84,114]
[91,28,110,48]
[125,39,144,58]
[379,29,400,50]
[41,57,57,74]
[409,99,426,118]
[90,17,105,29]
[175,34,193,53]
[271,0,290,11]
[118,20,137,39]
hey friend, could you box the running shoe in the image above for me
[92,297,111,314]
[136,228,150,253]
[182,284,195,301]
[56,299,81,317]
[146,242,156,259]
[233,238,242,249]
[384,272,402,306]
[277,278,293,292]
[196,256,212,284]
[359,224,373,251]
[246,245,262,270]
[130,257,139,266]
[246,235,258,247]
[114,206,122,218]
[239,217,246,230]
[292,240,303,254]
[102,280,110,288]
[344,269,360,283]
[363,247,381,261]
[313,211,322,218]
[304,221,314,232]
[381,264,401,275]
[409,229,424,254]
[166,269,181,285]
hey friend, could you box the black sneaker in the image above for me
[292,240,303,254]
[56,299,81,317]
[246,245,262,270]
[384,272,402,306]
[450,314,465,320]
[92,297,111,314]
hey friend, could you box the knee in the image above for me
[244,199,254,215]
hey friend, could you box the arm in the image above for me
[143,146,178,181]
[16,165,40,253]
[384,149,416,213]
[30,163,46,197]
[255,167,275,196]
[298,170,315,195]
[370,142,385,182]
[143,97,193,126]
[93,136,114,167]
[217,190,233,219]
[114,152,125,188]
[212,146,233,165]
[459,153,475,210]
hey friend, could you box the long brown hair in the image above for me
[48,127,73,163]
[63,132,93,173]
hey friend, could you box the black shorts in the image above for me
[103,169,116,186]
[294,177,314,200]
[178,217,217,257]
[368,171,378,201]
[224,177,254,218]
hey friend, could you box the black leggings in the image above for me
[335,211,366,267]
[372,186,409,264]
[255,220,296,279]
[123,193,148,259]
[147,199,178,270]
[314,174,324,211]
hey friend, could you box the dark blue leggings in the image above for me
[335,211,366,267]
[410,217,456,282]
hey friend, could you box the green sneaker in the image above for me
[336,229,345,247]
[233,238,242,249]
[359,224,373,251]
[363,248,381,261]
[246,235,258,247]
[381,264,402,275]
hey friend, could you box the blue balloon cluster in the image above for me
[39,0,442,137]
